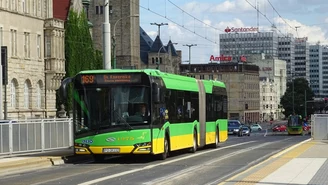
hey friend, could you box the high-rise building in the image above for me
[278,34,295,80]
[294,37,310,81]
[219,31,279,63]
[309,44,328,98]
[219,31,310,82]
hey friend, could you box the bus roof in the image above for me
[78,69,226,93]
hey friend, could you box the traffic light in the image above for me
[1,46,8,85]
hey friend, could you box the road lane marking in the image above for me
[30,164,120,185]
[218,139,315,185]
[78,141,256,185]
[144,142,280,185]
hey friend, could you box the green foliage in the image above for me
[280,78,315,118]
[56,9,102,114]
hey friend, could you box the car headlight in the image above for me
[234,129,239,131]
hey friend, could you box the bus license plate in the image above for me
[102,148,120,153]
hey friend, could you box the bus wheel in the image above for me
[93,154,106,162]
[158,135,169,160]
[211,128,219,148]
[190,130,197,153]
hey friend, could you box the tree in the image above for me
[280,78,315,118]
[57,9,102,115]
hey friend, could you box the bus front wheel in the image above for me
[211,128,219,148]
[158,135,169,160]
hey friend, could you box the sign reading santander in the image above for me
[225,26,258,33]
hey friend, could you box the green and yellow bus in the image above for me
[287,114,303,135]
[59,69,228,160]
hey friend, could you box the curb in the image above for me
[0,154,94,177]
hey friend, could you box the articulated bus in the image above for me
[59,69,228,160]
[287,114,303,135]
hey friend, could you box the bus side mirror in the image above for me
[59,77,72,103]
[152,82,160,104]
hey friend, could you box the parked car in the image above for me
[250,124,262,131]
[228,120,243,137]
[303,123,311,131]
[272,124,287,132]
[242,126,251,136]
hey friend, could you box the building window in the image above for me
[12,0,16,11]
[10,29,17,56]
[24,81,31,109]
[24,32,30,58]
[10,79,18,108]
[45,36,51,57]
[36,82,42,108]
[96,6,103,14]
[37,34,41,58]
[200,75,204,79]
[209,74,213,80]
[263,96,265,101]
[32,0,36,15]
[22,0,26,13]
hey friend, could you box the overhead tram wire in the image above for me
[244,0,288,37]
[167,0,225,33]
[138,3,220,45]
[266,0,296,32]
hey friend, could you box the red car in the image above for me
[303,124,311,131]
[272,124,287,132]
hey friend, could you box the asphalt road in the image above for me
[0,131,310,185]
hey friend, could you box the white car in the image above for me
[250,124,262,131]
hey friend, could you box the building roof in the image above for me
[150,35,166,53]
[53,0,70,20]
[140,27,154,64]
[166,40,178,56]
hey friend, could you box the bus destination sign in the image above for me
[80,74,141,85]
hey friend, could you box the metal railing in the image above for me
[0,118,73,155]
[311,114,328,140]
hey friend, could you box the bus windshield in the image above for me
[74,85,150,136]
[287,115,302,127]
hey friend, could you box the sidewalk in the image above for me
[219,139,328,185]
[0,148,92,177]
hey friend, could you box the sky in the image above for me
[139,0,328,64]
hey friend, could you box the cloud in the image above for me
[274,17,328,44]
[209,0,254,13]
[146,31,158,38]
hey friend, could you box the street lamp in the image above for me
[157,43,178,70]
[112,14,139,69]
[183,44,197,72]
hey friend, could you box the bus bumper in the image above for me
[74,145,152,155]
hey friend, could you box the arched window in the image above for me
[10,79,18,108]
[36,81,43,108]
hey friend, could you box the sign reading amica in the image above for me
[225,26,258,33]
[209,55,232,62]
